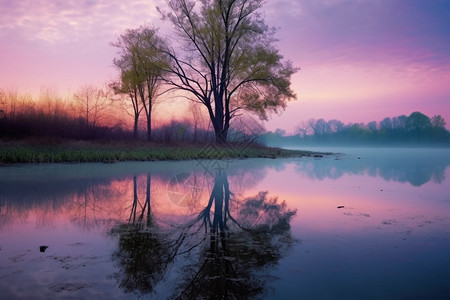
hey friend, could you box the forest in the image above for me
[263,111,450,147]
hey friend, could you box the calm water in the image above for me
[1,148,449,299]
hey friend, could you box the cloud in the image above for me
[0,0,167,95]
[0,0,164,44]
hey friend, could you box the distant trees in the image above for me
[188,102,212,143]
[73,84,111,130]
[156,0,297,143]
[1,86,260,143]
[431,115,446,129]
[38,87,67,119]
[265,111,450,146]
[379,117,393,130]
[0,88,31,120]
[0,87,126,140]
[406,111,431,132]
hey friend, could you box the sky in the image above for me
[1,0,450,132]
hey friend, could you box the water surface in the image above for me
[1,148,449,299]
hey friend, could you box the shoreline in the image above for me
[0,139,331,165]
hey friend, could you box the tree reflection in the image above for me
[175,170,296,299]
[294,150,450,187]
[110,174,185,296]
[110,170,296,298]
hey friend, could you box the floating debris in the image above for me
[337,206,345,209]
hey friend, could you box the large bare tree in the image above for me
[159,0,298,143]
[111,26,169,141]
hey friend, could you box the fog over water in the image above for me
[1,148,449,299]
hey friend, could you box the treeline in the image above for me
[0,87,262,144]
[264,112,450,146]
[0,87,129,140]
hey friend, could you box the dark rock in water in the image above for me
[40,245,49,252]
[337,206,345,209]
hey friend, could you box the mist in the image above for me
[262,111,450,148]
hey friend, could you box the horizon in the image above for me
[1,0,450,132]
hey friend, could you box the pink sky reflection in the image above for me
[243,162,450,233]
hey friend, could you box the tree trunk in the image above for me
[212,113,230,144]
[133,116,139,140]
[212,116,226,144]
[146,113,152,142]
[213,98,228,144]
[214,129,227,144]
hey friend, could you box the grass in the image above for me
[0,139,329,164]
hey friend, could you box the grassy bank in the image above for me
[0,140,328,164]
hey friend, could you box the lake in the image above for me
[1,148,449,299]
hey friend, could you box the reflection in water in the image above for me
[109,170,296,299]
[176,171,296,299]
[0,177,130,231]
[1,152,449,299]
[294,148,450,186]
[110,174,177,295]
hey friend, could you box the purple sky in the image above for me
[1,0,449,131]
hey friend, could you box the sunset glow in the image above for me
[1,0,449,131]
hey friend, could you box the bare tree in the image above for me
[328,119,345,133]
[37,87,69,120]
[188,101,212,142]
[294,120,312,137]
[379,117,393,131]
[367,121,378,133]
[392,115,407,130]
[431,115,446,129]
[159,0,298,143]
[73,84,111,129]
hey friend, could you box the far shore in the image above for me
[0,139,331,165]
